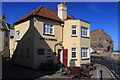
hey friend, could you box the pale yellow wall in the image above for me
[33,17,63,68]
[10,38,14,58]
[63,20,81,67]
[80,20,90,64]
[12,19,35,68]
[63,19,90,67]
[11,17,90,69]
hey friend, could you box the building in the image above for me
[0,14,10,59]
[8,24,14,58]
[93,48,103,53]
[10,2,90,69]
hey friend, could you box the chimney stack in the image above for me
[2,14,6,21]
[57,1,67,21]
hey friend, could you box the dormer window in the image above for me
[44,23,53,35]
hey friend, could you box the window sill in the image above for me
[71,35,77,37]
[71,59,77,61]
[81,36,89,38]
[81,58,90,60]
[43,34,55,36]
[15,40,20,42]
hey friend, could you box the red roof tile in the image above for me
[14,6,74,25]
[7,24,14,29]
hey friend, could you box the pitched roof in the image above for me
[7,24,14,29]
[14,6,74,25]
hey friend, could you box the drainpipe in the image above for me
[54,23,64,54]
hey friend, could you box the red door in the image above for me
[63,49,68,67]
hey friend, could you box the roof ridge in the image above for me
[14,5,74,25]
[33,6,43,15]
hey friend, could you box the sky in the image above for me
[2,2,118,51]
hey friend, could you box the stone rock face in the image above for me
[90,29,114,53]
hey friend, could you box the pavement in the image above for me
[2,59,117,80]
[37,64,117,79]
[91,64,117,80]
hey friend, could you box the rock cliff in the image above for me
[90,29,114,53]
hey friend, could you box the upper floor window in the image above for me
[72,48,77,59]
[71,25,77,36]
[44,23,53,35]
[81,27,88,37]
[16,30,20,40]
[81,48,88,59]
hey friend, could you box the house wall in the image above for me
[11,17,90,69]
[63,20,81,67]
[80,20,90,64]
[0,21,10,58]
[63,19,90,67]
[3,30,10,58]
[0,28,3,53]
[12,19,35,68]
[33,17,63,69]
[10,37,14,58]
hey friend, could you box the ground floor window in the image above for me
[47,49,51,57]
[72,48,77,59]
[81,48,88,59]
[38,49,44,55]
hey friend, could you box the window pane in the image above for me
[72,48,76,58]
[44,23,53,34]
[16,31,20,40]
[72,25,77,35]
[81,27,88,37]
[38,49,44,55]
[72,48,76,51]
[81,48,88,58]
[50,27,52,34]
[47,49,51,56]
[72,30,76,35]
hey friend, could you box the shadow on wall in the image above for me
[9,17,59,69]
[2,17,63,79]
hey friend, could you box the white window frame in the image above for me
[16,30,20,40]
[72,48,77,59]
[81,48,88,59]
[44,23,54,35]
[81,27,88,37]
[71,25,77,36]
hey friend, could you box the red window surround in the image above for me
[81,58,90,60]
[71,59,77,61]
[71,35,77,37]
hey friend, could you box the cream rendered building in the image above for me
[11,2,90,69]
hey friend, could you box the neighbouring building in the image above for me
[93,48,103,54]
[8,24,14,58]
[0,14,10,58]
[10,2,90,69]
